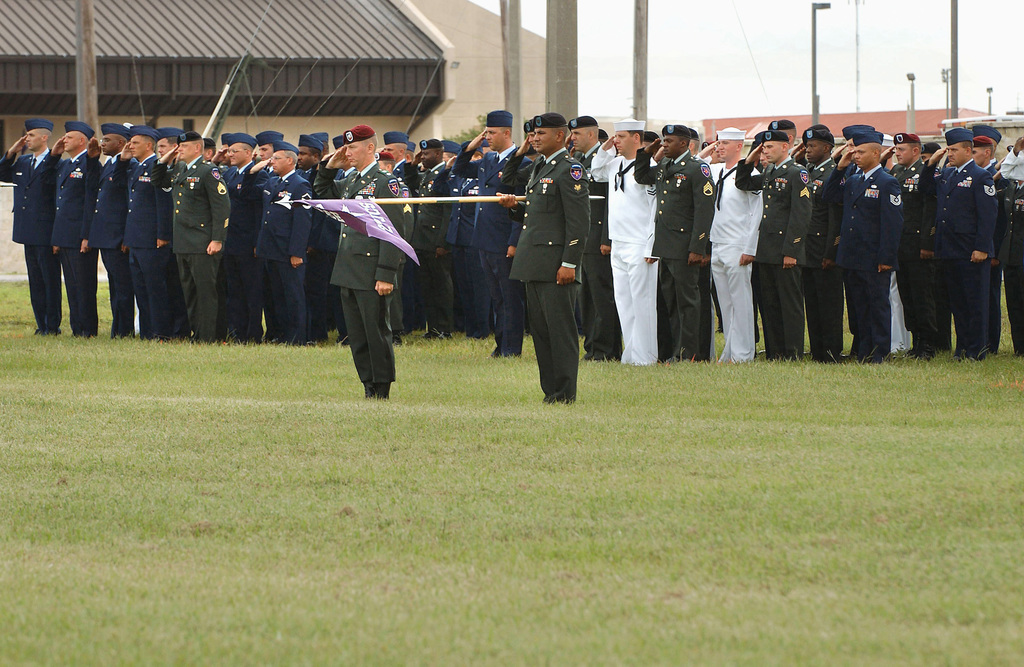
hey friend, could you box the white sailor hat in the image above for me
[614,118,645,132]
[716,127,746,141]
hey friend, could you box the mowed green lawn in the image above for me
[1,281,1023,665]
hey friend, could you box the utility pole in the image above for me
[501,0,522,142]
[811,3,830,125]
[545,0,577,120]
[854,0,861,113]
[950,0,958,120]
[987,87,993,116]
[632,0,647,121]
[76,0,99,128]
[942,68,950,120]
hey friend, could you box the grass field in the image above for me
[1,281,1023,665]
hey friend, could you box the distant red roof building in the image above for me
[702,108,987,140]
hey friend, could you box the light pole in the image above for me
[907,73,916,134]
[811,2,830,125]
[941,68,951,120]
[987,87,994,115]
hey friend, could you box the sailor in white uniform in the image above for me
[590,119,659,365]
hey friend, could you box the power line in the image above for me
[731,0,770,108]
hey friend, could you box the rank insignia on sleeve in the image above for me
[984,184,996,197]
[388,178,401,196]
[702,181,713,196]
[574,184,581,191]
[570,165,583,181]
[799,170,809,184]
[403,204,412,214]
[217,183,227,195]
[700,163,712,179]
[890,194,902,206]
[799,187,810,198]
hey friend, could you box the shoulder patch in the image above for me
[211,168,222,180]
[388,178,401,197]
[700,163,712,179]
[569,164,583,181]
[799,170,809,184]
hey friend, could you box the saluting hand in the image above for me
[927,147,948,167]
[159,144,180,164]
[466,130,487,152]
[6,134,28,159]
[698,140,718,160]
[51,136,67,156]
[1014,137,1024,156]
[880,146,895,164]
[325,145,347,169]
[87,137,101,159]
[744,143,763,165]
[119,143,133,161]
[836,145,854,170]
[831,139,851,162]
[790,141,805,159]
[213,147,228,164]
[250,159,270,174]
[645,138,662,156]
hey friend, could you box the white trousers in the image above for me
[611,240,658,365]
[890,271,911,352]
[710,243,755,363]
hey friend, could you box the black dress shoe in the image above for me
[393,334,402,346]
[373,382,391,399]
[363,382,375,399]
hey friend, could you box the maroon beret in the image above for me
[344,125,375,144]
[893,133,921,145]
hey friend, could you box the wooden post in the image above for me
[633,0,647,121]
[545,0,578,120]
[76,0,99,128]
[501,0,523,142]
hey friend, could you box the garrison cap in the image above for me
[770,119,797,132]
[178,130,203,143]
[803,126,834,144]
[760,129,790,143]
[298,134,325,151]
[255,130,283,146]
[311,132,330,148]
[480,138,490,147]
[130,125,159,141]
[101,123,132,140]
[220,133,231,145]
[406,140,416,152]
[945,127,974,146]
[64,121,94,139]
[25,118,53,132]
[486,110,513,127]
[157,127,183,141]
[972,124,1001,145]
[842,124,875,140]
[532,113,567,128]
[346,125,375,143]
[230,133,257,148]
[272,140,299,154]
[442,140,461,154]
[332,134,346,149]
[662,124,691,138]
[569,115,598,130]
[851,130,884,146]
[382,131,409,145]
[893,132,921,145]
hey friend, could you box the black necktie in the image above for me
[716,166,737,210]
[615,160,635,191]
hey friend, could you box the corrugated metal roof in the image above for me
[0,0,442,61]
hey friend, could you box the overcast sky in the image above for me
[467,0,1023,122]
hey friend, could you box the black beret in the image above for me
[569,115,598,130]
[523,119,534,134]
[803,126,834,145]
[643,131,659,143]
[760,129,790,143]
[662,124,691,139]
[178,130,203,143]
[922,141,941,154]
[532,113,567,128]
[419,138,443,150]
[597,129,609,142]
[770,119,797,132]
[203,137,216,150]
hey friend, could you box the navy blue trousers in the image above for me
[264,258,307,345]
[24,244,62,334]
[479,249,524,355]
[224,252,264,343]
[304,249,334,342]
[945,258,991,360]
[845,269,891,363]
[58,246,98,337]
[130,247,178,339]
[100,247,135,338]
[453,245,491,339]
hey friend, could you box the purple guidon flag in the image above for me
[299,199,419,265]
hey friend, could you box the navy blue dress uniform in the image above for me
[84,123,135,337]
[313,124,407,399]
[152,131,231,342]
[504,113,590,403]
[297,133,337,343]
[441,144,491,339]
[0,118,62,334]
[256,140,313,345]
[634,125,715,362]
[221,132,267,343]
[889,133,938,358]
[801,126,845,362]
[571,115,622,362]
[463,110,531,356]
[973,125,1008,354]
[48,121,100,337]
[735,129,812,360]
[407,140,454,337]
[997,178,1024,354]
[823,131,904,363]
[920,127,999,360]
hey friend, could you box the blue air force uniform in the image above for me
[920,128,999,360]
[85,123,136,337]
[824,143,904,363]
[441,154,492,339]
[256,161,312,345]
[0,118,62,334]
[49,124,100,337]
